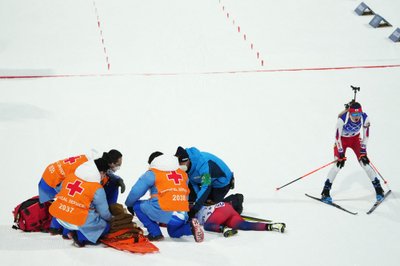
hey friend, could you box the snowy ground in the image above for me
[1,1,399,265]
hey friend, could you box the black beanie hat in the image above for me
[175,146,189,163]
[94,158,110,172]
[148,151,163,164]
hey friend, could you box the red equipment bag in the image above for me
[12,196,52,232]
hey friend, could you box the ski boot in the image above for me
[372,177,385,201]
[190,218,204,243]
[266,223,286,233]
[220,226,238,238]
[321,179,333,204]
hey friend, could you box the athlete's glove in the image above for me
[359,154,370,166]
[336,150,346,169]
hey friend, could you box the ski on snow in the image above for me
[240,215,272,223]
[366,190,392,215]
[305,193,358,215]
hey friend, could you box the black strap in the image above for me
[13,196,40,223]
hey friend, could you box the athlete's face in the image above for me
[349,112,361,122]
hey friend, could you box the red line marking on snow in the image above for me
[93,1,110,71]
[1,64,400,79]
[219,1,264,66]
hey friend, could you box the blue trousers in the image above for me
[133,201,192,238]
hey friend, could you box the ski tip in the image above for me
[275,188,280,191]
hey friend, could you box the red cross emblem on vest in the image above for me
[167,171,183,185]
[66,180,84,196]
[63,156,81,164]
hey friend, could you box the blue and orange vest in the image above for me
[49,174,101,226]
[151,168,190,212]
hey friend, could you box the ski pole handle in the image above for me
[276,160,337,191]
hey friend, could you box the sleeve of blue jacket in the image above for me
[92,188,112,221]
[191,163,213,212]
[125,171,155,208]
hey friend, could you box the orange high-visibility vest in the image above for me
[151,168,189,212]
[42,155,89,188]
[49,174,101,226]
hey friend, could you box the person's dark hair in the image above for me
[148,151,163,164]
[102,149,122,164]
[350,102,362,109]
[94,158,109,172]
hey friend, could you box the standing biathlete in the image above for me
[321,102,384,203]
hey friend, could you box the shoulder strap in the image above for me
[13,196,40,223]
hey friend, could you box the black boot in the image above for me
[372,177,384,201]
[321,179,332,203]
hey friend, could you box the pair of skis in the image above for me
[305,190,392,215]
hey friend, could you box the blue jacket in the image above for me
[186,147,233,209]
